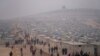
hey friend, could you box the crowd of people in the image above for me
[4,38,91,56]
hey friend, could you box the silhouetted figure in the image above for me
[40,49,43,55]
[57,53,59,56]
[9,51,13,56]
[48,47,50,53]
[5,42,10,47]
[54,46,58,52]
[48,43,50,47]
[80,50,83,56]
[30,45,33,52]
[51,48,54,53]
[62,48,67,55]
[20,48,23,56]
[32,49,36,56]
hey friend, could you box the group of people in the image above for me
[49,47,67,56]
[6,37,91,56]
[62,48,67,55]
[49,46,58,53]
[73,50,90,56]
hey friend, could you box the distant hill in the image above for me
[0,9,100,41]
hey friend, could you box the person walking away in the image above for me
[9,51,13,56]
[32,49,36,56]
[57,52,59,56]
[40,49,43,56]
[20,48,23,56]
[30,45,33,52]
[80,50,83,56]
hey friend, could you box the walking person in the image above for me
[80,50,83,56]
[20,48,23,56]
[40,49,43,56]
[32,49,36,56]
[9,51,13,56]
[30,45,33,52]
[57,52,59,56]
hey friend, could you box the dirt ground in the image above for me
[0,45,50,56]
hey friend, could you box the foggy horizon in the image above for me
[0,0,100,19]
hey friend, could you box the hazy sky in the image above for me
[0,0,100,19]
